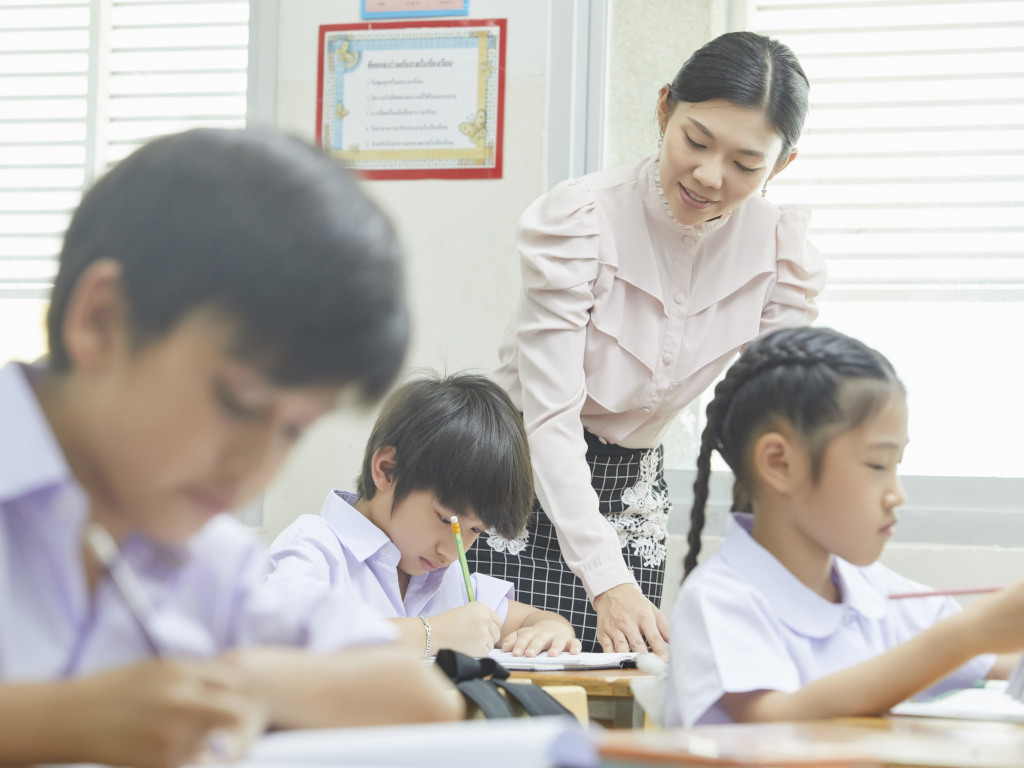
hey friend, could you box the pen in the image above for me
[84,521,165,657]
[451,515,475,602]
[887,586,1004,600]
[85,522,234,759]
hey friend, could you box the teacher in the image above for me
[468,31,826,655]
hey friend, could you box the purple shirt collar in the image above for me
[0,362,79,506]
[719,512,888,639]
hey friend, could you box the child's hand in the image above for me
[430,602,503,657]
[501,620,583,657]
[62,659,255,768]
[958,580,1024,656]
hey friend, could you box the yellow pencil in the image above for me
[451,515,475,602]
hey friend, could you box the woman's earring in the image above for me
[658,130,664,149]
[761,180,768,198]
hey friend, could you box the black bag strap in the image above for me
[435,649,575,719]
[452,678,517,718]
[436,649,510,682]
[491,678,575,718]
[436,650,514,718]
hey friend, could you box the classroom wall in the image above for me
[261,0,553,539]
[603,0,730,168]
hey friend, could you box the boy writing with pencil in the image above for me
[264,372,582,659]
[0,128,462,768]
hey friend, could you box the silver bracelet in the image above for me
[419,616,432,658]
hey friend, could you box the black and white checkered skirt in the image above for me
[466,430,671,652]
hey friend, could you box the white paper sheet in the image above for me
[488,649,638,671]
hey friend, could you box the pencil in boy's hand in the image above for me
[887,586,1004,600]
[84,522,165,657]
[451,515,476,603]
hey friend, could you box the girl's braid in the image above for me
[682,328,844,579]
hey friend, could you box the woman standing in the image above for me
[468,31,826,655]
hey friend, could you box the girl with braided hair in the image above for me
[665,326,1024,727]
[471,31,826,658]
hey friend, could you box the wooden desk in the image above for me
[508,667,650,728]
[598,716,1024,767]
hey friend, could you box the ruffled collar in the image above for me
[645,154,732,239]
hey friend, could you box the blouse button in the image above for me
[673,292,685,304]
[662,353,673,365]
[642,407,651,414]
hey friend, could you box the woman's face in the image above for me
[657,92,795,226]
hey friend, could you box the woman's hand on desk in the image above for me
[430,601,503,657]
[60,659,254,768]
[593,583,671,660]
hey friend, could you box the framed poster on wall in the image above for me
[361,0,469,19]
[316,18,506,179]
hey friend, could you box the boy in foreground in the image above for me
[0,128,461,768]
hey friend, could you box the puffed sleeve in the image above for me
[513,180,637,599]
[759,205,827,335]
[665,567,803,728]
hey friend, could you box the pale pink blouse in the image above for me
[494,154,826,599]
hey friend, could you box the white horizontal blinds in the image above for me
[0,1,91,299]
[0,0,249,300]
[106,0,249,163]
[754,0,1024,301]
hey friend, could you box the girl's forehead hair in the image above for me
[801,376,905,459]
[835,375,905,420]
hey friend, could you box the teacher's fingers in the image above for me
[624,630,649,654]
[655,606,671,642]
[597,629,629,654]
[640,610,670,660]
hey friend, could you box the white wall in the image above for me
[603,0,730,168]
[261,1,554,540]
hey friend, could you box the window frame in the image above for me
[652,0,1024,537]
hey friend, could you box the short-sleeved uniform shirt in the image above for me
[0,362,394,681]
[665,513,994,727]
[264,490,514,621]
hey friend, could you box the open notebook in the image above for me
[488,649,639,671]
[889,680,1024,724]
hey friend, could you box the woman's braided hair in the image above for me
[683,326,903,579]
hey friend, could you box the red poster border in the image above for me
[316,18,506,180]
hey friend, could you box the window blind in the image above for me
[754,0,1024,302]
[0,0,250,299]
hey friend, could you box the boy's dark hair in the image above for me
[356,372,533,539]
[48,128,408,398]
[666,31,810,160]
[684,326,904,579]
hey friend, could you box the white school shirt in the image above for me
[0,362,394,682]
[494,154,826,598]
[264,490,514,622]
[664,513,994,727]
